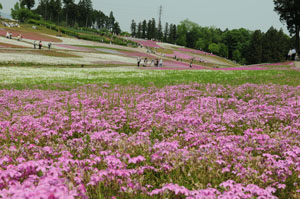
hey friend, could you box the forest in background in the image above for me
[6,0,296,65]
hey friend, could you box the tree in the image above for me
[273,0,300,52]
[163,22,169,42]
[147,19,152,39]
[261,27,285,63]
[208,43,220,54]
[63,0,74,25]
[108,11,115,31]
[11,2,40,22]
[246,30,263,64]
[130,20,136,37]
[20,0,35,10]
[232,49,241,62]
[137,22,142,38]
[219,43,228,58]
[142,20,147,39]
[0,3,2,10]
[112,22,121,35]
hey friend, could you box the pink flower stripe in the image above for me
[134,40,161,48]
[179,48,216,56]
[121,51,156,58]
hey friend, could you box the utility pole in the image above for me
[158,5,163,40]
[159,5,162,25]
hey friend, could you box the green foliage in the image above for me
[262,27,290,63]
[208,43,220,54]
[232,49,241,63]
[20,0,35,10]
[246,30,263,64]
[11,2,40,22]
[273,0,300,51]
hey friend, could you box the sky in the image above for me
[0,0,289,34]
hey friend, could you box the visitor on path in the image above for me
[292,48,297,60]
[190,57,195,68]
[39,41,42,49]
[287,49,292,60]
[159,59,163,67]
[6,32,9,39]
[33,41,36,49]
[150,59,154,66]
[17,34,22,41]
[9,32,12,39]
[155,59,159,67]
[48,42,52,50]
[143,57,148,67]
[137,57,141,67]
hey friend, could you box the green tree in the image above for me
[273,0,300,52]
[63,0,74,25]
[219,43,228,58]
[142,20,147,39]
[147,19,152,39]
[261,27,286,63]
[137,22,142,38]
[112,22,121,35]
[208,43,220,54]
[11,2,40,22]
[246,30,263,64]
[20,0,35,10]
[232,49,242,63]
[163,22,169,42]
[195,38,207,50]
[130,20,137,37]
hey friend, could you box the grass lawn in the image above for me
[0,66,299,90]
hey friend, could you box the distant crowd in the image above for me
[137,57,163,67]
[5,31,52,50]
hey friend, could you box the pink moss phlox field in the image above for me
[179,48,216,56]
[165,51,195,60]
[1,84,300,198]
[134,40,161,48]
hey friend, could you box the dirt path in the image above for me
[295,61,300,68]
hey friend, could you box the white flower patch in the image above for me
[72,52,136,64]
[0,67,170,84]
[0,37,33,48]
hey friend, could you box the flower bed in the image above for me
[165,50,194,60]
[0,30,62,42]
[133,39,161,48]
[54,44,95,52]
[0,84,300,198]
[179,48,215,56]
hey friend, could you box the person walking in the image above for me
[287,49,292,60]
[39,41,42,49]
[137,57,141,67]
[33,41,36,49]
[48,42,52,50]
[159,58,163,67]
[292,48,297,60]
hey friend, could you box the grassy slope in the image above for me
[0,67,299,90]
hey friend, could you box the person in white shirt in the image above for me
[292,48,296,60]
[159,59,163,67]
[288,49,292,60]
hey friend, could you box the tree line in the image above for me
[131,19,177,44]
[10,0,121,34]
[131,19,292,65]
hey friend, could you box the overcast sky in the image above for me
[1,0,288,33]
